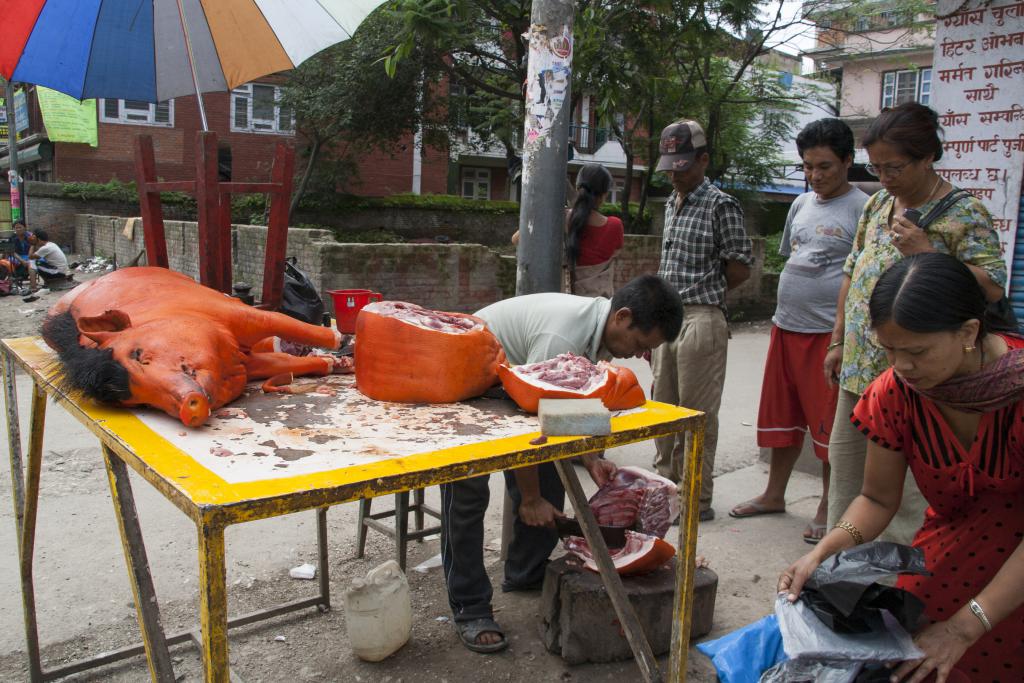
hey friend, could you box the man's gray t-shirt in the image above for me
[475,293,612,366]
[773,187,868,333]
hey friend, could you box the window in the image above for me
[855,16,871,31]
[100,99,173,126]
[461,168,490,200]
[230,83,294,134]
[882,68,932,108]
[607,177,626,205]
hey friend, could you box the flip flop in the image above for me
[728,500,786,519]
[803,522,827,545]
[455,617,508,654]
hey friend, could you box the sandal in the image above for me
[728,499,785,519]
[803,522,827,545]
[455,617,508,654]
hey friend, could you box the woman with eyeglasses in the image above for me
[821,102,1007,545]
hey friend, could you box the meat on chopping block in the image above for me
[42,267,345,427]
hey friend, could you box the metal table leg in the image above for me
[102,445,176,682]
[669,418,706,681]
[316,507,331,612]
[553,459,662,683]
[5,360,46,682]
[198,520,230,683]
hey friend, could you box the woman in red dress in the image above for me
[778,252,1024,682]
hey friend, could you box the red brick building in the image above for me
[3,81,641,203]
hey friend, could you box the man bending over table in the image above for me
[442,274,684,653]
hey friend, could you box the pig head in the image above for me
[42,267,342,427]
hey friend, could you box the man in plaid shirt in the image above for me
[652,119,753,521]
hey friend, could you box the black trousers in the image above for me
[440,461,565,622]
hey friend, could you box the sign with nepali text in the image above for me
[932,0,1024,275]
[36,87,98,147]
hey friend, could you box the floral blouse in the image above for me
[838,188,1006,395]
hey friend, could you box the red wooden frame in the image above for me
[133,131,294,310]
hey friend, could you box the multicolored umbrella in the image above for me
[0,0,388,127]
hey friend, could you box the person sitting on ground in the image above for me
[442,274,683,654]
[778,252,1024,682]
[11,221,33,276]
[729,119,868,544]
[27,229,71,291]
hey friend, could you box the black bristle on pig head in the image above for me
[41,310,132,403]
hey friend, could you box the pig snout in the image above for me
[178,391,211,427]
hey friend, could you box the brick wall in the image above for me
[300,207,520,246]
[74,215,776,317]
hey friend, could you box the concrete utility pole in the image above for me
[4,78,25,223]
[515,0,575,295]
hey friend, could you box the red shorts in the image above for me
[757,326,838,461]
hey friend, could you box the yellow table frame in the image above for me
[2,337,705,683]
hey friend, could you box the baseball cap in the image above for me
[655,119,707,172]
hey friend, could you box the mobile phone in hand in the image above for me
[902,208,923,226]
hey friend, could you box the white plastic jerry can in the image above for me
[343,559,413,661]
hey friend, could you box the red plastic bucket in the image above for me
[329,289,383,333]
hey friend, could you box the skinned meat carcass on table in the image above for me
[497,353,645,413]
[42,267,346,427]
[565,466,680,575]
[354,301,505,403]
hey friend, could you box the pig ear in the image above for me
[77,310,133,344]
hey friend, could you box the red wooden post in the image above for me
[132,135,169,268]
[218,189,233,293]
[261,142,295,310]
[195,131,224,291]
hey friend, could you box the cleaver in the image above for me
[554,516,628,549]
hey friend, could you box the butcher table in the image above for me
[2,335,706,683]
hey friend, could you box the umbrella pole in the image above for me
[175,0,209,131]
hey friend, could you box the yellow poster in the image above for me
[36,86,98,147]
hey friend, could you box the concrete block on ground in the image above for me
[540,554,718,664]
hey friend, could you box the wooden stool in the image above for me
[356,488,442,571]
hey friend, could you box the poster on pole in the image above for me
[36,86,98,147]
[931,0,1024,275]
[0,89,30,143]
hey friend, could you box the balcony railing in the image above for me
[570,123,618,154]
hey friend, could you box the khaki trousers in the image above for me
[827,388,928,544]
[651,305,727,511]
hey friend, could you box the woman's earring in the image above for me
[963,344,976,353]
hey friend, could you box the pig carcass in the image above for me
[497,353,646,413]
[42,267,344,427]
[354,300,504,403]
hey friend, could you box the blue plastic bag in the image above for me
[696,614,787,683]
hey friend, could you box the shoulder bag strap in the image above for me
[917,188,974,231]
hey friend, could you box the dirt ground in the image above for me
[0,269,822,682]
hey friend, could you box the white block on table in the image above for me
[538,398,611,436]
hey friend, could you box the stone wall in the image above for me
[16,181,191,249]
[73,214,777,317]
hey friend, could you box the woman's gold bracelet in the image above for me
[827,341,844,351]
[833,519,864,546]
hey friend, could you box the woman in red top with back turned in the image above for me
[566,163,624,296]
[779,252,1024,683]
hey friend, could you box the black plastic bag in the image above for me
[280,258,323,324]
[799,542,929,634]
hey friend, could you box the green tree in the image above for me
[386,1,842,225]
[282,10,449,215]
